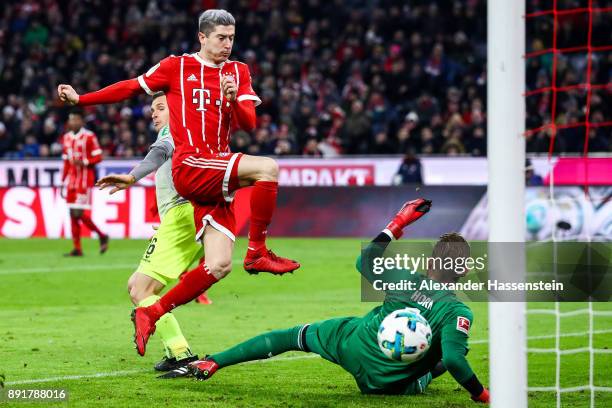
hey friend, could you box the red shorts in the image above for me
[193,201,236,242]
[66,187,91,209]
[173,151,243,242]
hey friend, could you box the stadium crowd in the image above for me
[0,0,609,159]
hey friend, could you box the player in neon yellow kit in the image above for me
[97,93,208,371]
[162,199,489,403]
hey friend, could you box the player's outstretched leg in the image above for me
[159,325,308,379]
[132,228,229,356]
[129,274,198,369]
[179,270,212,305]
[237,155,299,275]
[131,262,217,356]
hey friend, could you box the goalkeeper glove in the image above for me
[384,198,432,239]
[471,388,490,403]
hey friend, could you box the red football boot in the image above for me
[195,291,212,305]
[244,249,300,275]
[189,359,219,381]
[99,234,109,254]
[64,249,83,257]
[384,198,432,239]
[131,307,159,356]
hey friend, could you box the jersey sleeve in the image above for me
[129,144,171,181]
[60,135,71,182]
[83,133,103,166]
[129,127,174,181]
[440,307,475,384]
[137,57,175,96]
[235,63,261,106]
[155,126,175,151]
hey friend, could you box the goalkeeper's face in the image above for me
[151,95,169,132]
[199,25,235,64]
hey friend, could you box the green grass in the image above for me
[0,238,610,407]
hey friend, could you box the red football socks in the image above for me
[81,213,104,237]
[247,181,278,254]
[70,216,82,251]
[150,263,218,319]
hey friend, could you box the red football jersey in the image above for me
[137,54,261,155]
[61,128,102,191]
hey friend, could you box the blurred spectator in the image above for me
[525,159,543,186]
[371,131,395,154]
[342,100,371,154]
[22,134,40,157]
[394,153,423,185]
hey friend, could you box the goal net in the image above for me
[489,1,612,407]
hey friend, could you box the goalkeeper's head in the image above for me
[427,233,471,283]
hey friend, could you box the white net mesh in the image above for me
[525,162,612,407]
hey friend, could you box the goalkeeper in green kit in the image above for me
[162,199,490,403]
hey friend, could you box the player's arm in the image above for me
[440,311,490,403]
[61,157,71,181]
[60,148,71,198]
[58,58,174,106]
[96,139,173,194]
[59,136,71,197]
[61,140,70,182]
[231,100,256,131]
[58,79,143,106]
[222,65,262,132]
[355,199,432,283]
[83,134,103,166]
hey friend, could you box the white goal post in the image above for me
[487,1,527,408]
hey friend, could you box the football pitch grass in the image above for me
[1,238,610,407]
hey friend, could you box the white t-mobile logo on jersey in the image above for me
[193,88,222,111]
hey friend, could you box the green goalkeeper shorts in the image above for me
[304,317,363,378]
[135,202,203,286]
[304,317,432,395]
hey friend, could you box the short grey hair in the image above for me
[198,9,235,35]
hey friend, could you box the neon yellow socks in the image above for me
[138,295,191,359]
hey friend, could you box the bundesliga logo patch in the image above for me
[456,316,471,334]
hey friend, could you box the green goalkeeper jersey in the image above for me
[346,248,475,393]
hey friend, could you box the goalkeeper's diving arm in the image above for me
[441,330,489,403]
[355,198,432,283]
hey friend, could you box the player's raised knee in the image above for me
[207,259,233,279]
[128,282,144,305]
[259,157,278,181]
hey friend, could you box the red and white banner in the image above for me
[0,187,160,239]
[0,186,255,239]
[2,185,610,239]
[1,156,611,188]
[278,163,374,186]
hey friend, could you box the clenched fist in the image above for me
[57,84,80,105]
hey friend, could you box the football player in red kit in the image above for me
[58,9,299,355]
[60,109,109,256]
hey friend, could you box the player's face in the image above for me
[199,25,235,64]
[150,95,169,132]
[68,114,83,132]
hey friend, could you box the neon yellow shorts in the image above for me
[136,203,203,286]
